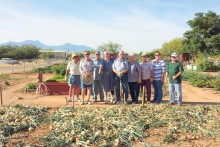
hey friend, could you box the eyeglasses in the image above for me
[84,54,90,56]
[155,54,160,56]
[95,54,100,55]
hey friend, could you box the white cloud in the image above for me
[0,1,187,53]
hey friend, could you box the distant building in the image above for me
[40,50,67,58]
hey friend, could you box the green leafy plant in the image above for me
[33,66,53,73]
[52,63,67,76]
[23,82,37,92]
[197,60,219,71]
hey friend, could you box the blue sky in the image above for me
[0,0,220,52]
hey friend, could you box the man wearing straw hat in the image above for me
[79,50,94,105]
[65,53,81,103]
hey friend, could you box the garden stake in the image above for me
[72,88,74,108]
[0,86,3,106]
[141,86,145,107]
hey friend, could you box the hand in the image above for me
[160,76,164,82]
[65,76,68,81]
[172,76,177,80]
[150,77,154,83]
[164,78,168,83]
[137,78,142,84]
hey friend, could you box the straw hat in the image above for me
[82,74,94,85]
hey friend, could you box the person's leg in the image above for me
[114,76,121,102]
[156,81,163,103]
[146,79,151,101]
[175,83,182,105]
[93,81,98,101]
[99,80,104,101]
[128,82,135,102]
[121,75,129,101]
[169,83,175,104]
[81,88,85,104]
[87,85,92,104]
[136,83,140,103]
[152,81,158,102]
[69,86,72,99]
[75,85,80,101]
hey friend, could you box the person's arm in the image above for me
[164,63,169,83]
[121,60,128,75]
[99,60,103,74]
[150,63,154,83]
[173,63,184,80]
[65,63,70,81]
[112,61,121,76]
[79,60,86,76]
[137,63,142,83]
[161,61,166,82]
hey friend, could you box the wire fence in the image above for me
[0,58,66,73]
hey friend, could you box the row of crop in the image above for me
[182,71,220,91]
[1,105,220,146]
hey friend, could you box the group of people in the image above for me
[65,50,184,106]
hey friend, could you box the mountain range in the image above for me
[0,40,94,53]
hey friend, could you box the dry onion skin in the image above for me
[42,104,220,146]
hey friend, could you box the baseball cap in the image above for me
[95,51,100,54]
[171,53,177,57]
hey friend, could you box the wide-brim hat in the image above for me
[72,53,79,58]
[82,74,94,85]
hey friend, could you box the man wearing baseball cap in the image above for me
[165,53,184,106]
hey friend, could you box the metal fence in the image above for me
[0,58,66,73]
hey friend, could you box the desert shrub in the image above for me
[197,60,219,71]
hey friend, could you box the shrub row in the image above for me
[182,71,220,91]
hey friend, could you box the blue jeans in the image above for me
[152,80,163,103]
[93,80,104,100]
[114,74,128,102]
[169,83,182,104]
[128,82,139,103]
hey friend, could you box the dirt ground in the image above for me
[1,73,219,107]
[1,72,220,146]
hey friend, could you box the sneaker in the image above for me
[116,101,121,105]
[80,101,84,105]
[110,98,114,103]
[169,102,175,105]
[104,100,108,104]
[93,99,97,103]
[178,103,182,106]
[87,100,91,105]
[100,99,104,102]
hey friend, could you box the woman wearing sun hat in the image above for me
[65,53,81,103]
[79,50,94,105]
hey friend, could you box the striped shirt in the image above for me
[152,59,166,81]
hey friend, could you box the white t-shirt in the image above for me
[140,62,153,80]
[67,61,80,75]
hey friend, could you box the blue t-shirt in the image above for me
[93,58,103,80]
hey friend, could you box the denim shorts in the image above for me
[68,75,80,86]
[81,81,93,88]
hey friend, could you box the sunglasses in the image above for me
[155,54,160,56]
[84,54,90,56]
[95,54,100,55]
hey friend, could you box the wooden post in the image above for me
[142,86,145,107]
[0,86,3,107]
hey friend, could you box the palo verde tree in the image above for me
[98,41,122,52]
[183,11,220,56]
